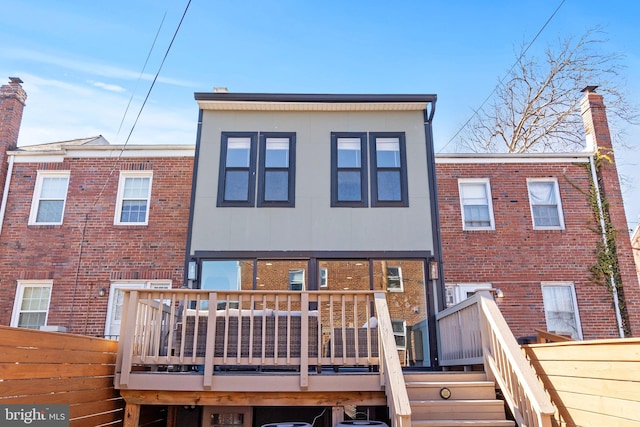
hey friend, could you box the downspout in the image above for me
[0,154,15,236]
[589,153,625,338]
[423,99,443,367]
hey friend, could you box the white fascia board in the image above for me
[10,145,195,163]
[435,153,590,164]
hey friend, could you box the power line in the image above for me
[439,0,566,153]
[70,0,192,332]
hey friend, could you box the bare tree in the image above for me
[456,27,638,153]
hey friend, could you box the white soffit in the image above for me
[197,101,428,111]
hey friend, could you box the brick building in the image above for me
[0,78,638,342]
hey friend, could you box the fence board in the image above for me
[2,376,116,397]
[525,338,640,427]
[0,326,128,427]
[0,362,116,380]
[0,345,117,364]
[1,326,118,352]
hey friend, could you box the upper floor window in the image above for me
[115,171,152,225]
[11,281,52,329]
[370,133,408,207]
[459,179,495,230]
[258,133,296,207]
[541,282,582,339]
[527,178,564,230]
[217,132,258,207]
[331,132,368,207]
[29,171,70,225]
[217,132,295,207]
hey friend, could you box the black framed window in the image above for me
[369,132,408,207]
[217,132,257,207]
[331,132,368,207]
[258,132,296,207]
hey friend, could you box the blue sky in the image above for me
[2,0,639,230]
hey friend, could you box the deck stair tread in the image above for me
[411,420,515,427]
[404,372,514,427]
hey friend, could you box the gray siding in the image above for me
[190,110,434,253]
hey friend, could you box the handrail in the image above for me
[437,291,555,427]
[534,328,572,343]
[115,289,383,390]
[374,293,411,427]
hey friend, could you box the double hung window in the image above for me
[331,132,368,207]
[330,132,408,207]
[258,133,296,207]
[11,281,52,329]
[218,132,295,207]
[217,133,258,207]
[386,266,403,292]
[527,178,564,229]
[115,171,152,225]
[541,283,582,339]
[29,171,70,225]
[370,133,408,207]
[459,179,494,230]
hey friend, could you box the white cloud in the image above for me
[1,47,195,87]
[91,81,126,93]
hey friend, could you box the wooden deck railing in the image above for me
[374,293,411,427]
[436,291,555,427]
[116,289,386,390]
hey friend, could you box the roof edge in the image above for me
[194,92,437,103]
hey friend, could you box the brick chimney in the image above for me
[0,77,27,186]
[581,86,640,336]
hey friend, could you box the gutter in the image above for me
[0,154,15,236]
[589,154,625,338]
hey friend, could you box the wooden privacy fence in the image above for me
[0,326,165,427]
[524,338,640,427]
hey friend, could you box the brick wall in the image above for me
[0,155,193,336]
[436,159,621,339]
[581,88,640,336]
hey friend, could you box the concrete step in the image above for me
[411,420,515,427]
[410,400,507,420]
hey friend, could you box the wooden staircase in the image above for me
[404,372,515,427]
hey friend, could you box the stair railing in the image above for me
[436,291,555,427]
[374,292,411,427]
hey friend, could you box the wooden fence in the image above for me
[0,326,164,427]
[524,338,640,427]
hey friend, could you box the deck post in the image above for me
[123,403,140,427]
[300,292,309,389]
[332,406,344,427]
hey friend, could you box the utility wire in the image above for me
[70,0,192,333]
[116,11,168,136]
[439,0,565,153]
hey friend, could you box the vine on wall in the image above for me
[585,151,630,337]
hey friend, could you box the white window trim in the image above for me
[541,282,583,340]
[114,171,153,225]
[28,171,70,225]
[391,319,407,350]
[387,266,404,292]
[527,178,565,230]
[11,280,53,328]
[458,178,495,231]
[104,280,171,337]
[445,283,493,307]
[319,268,328,288]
